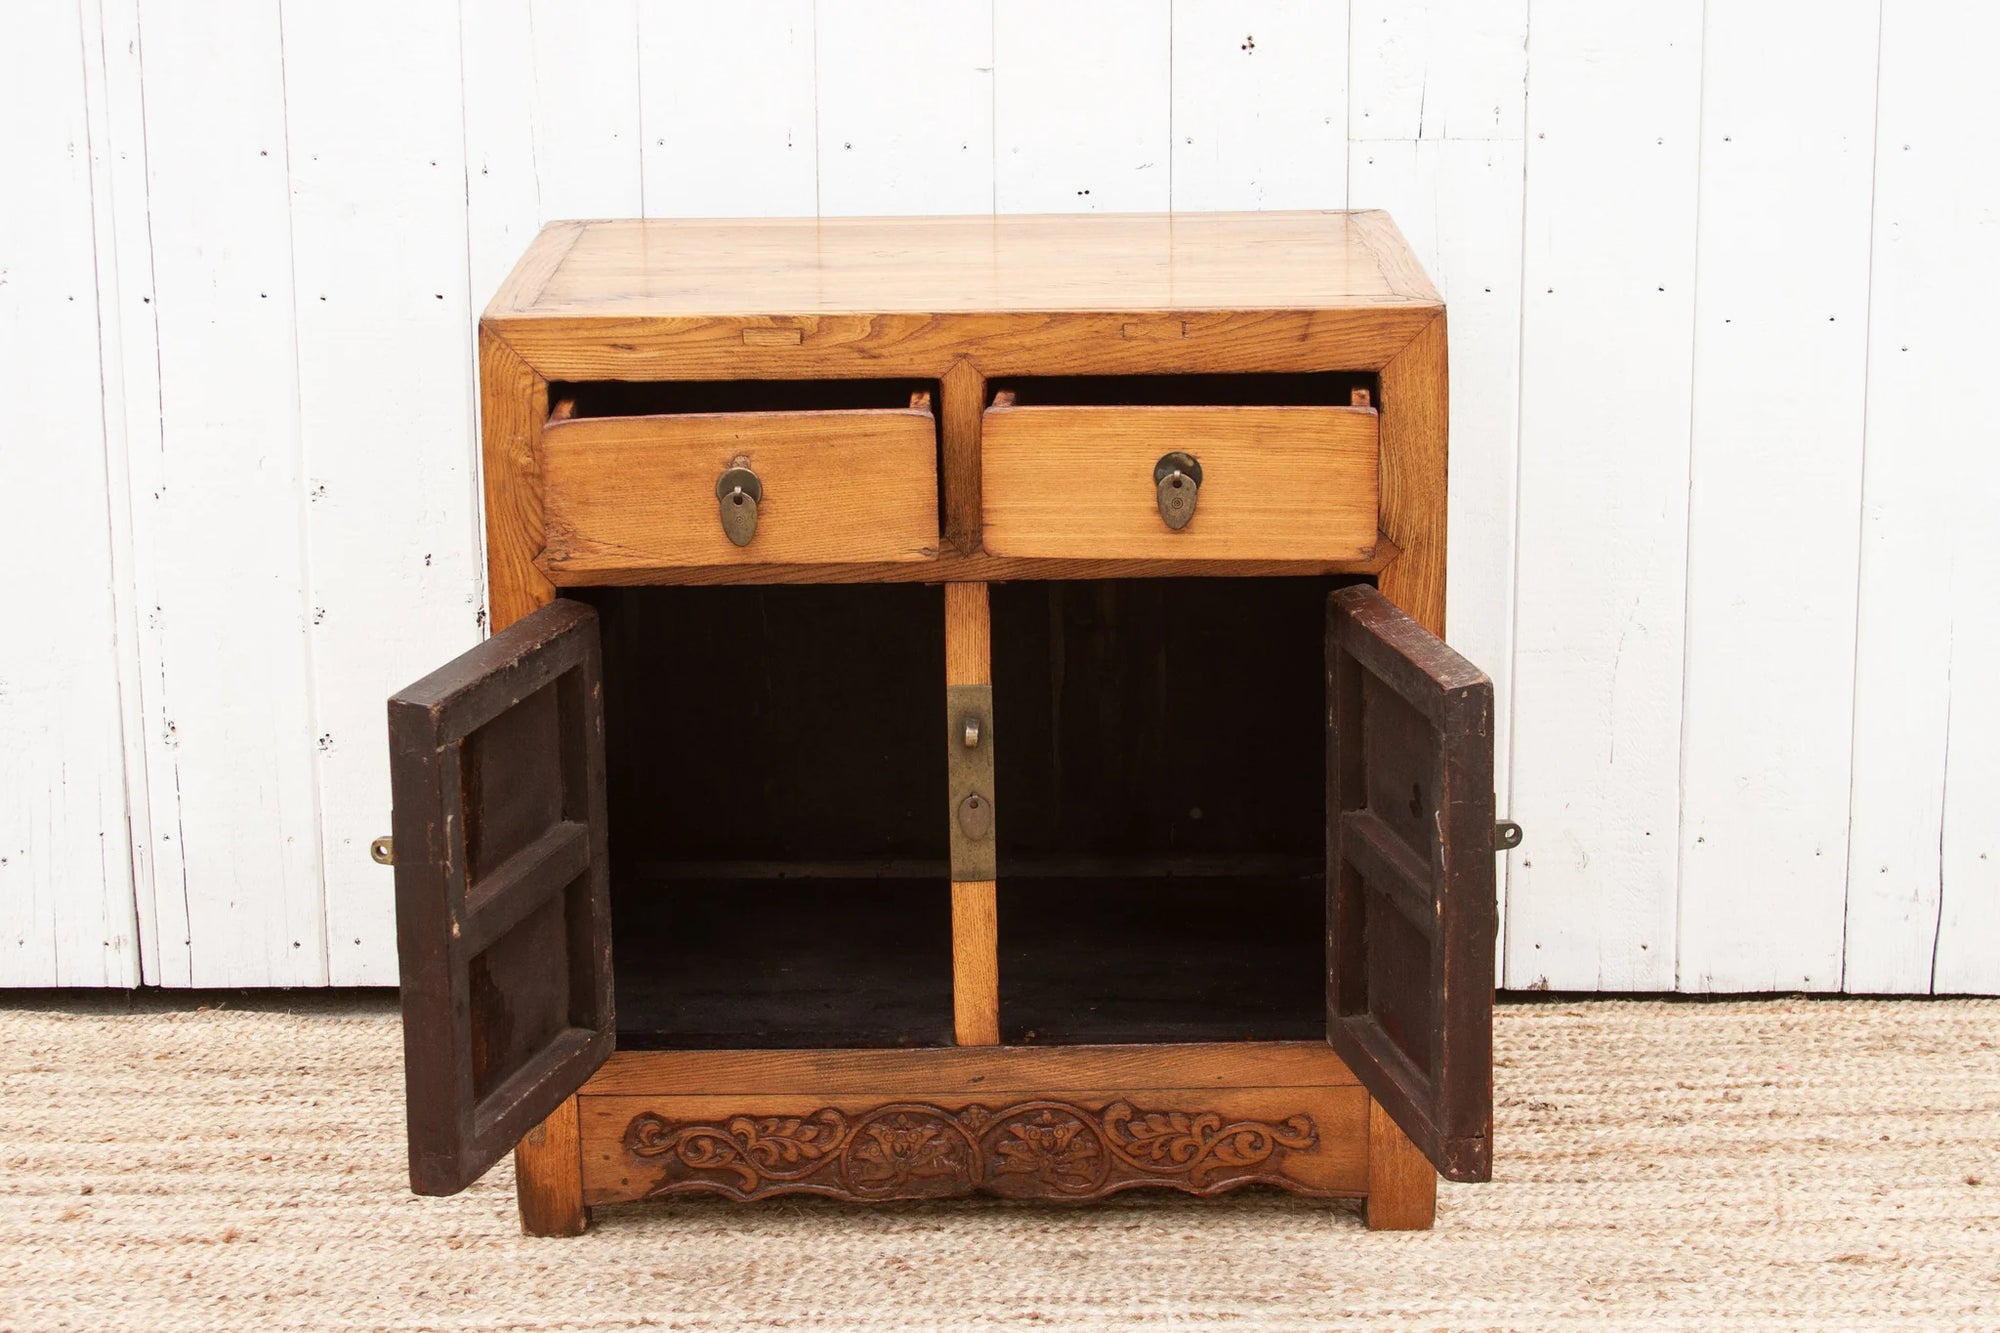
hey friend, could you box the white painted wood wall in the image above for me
[3,0,1995,993]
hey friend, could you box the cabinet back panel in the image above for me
[577,585,947,867]
[991,577,1360,862]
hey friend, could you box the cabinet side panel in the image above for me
[480,329,554,632]
[1376,313,1448,636]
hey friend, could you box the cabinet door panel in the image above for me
[1326,585,1496,1182]
[388,599,613,1195]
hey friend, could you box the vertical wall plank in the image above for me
[1935,541,2000,992]
[639,2,818,218]
[994,0,1170,213]
[81,0,160,987]
[1347,0,1527,967]
[84,0,169,984]
[461,0,544,308]
[818,1,993,215]
[1348,2,1526,146]
[1852,0,2000,995]
[0,0,140,986]
[283,0,485,985]
[1170,0,1346,210]
[526,0,643,220]
[1504,1,1702,992]
[1675,1,1879,992]
[1934,527,2000,992]
[128,1,326,985]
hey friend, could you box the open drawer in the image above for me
[538,381,941,574]
[980,375,1380,562]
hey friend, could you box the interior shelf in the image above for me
[613,876,954,1050]
[997,875,1327,1045]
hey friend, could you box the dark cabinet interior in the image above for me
[579,583,952,1049]
[991,578,1352,1044]
[576,577,1357,1051]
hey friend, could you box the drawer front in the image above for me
[540,405,939,571]
[980,403,1379,561]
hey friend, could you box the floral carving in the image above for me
[1101,1103,1318,1186]
[625,1109,849,1193]
[624,1098,1319,1203]
[989,1106,1107,1194]
[842,1108,976,1197]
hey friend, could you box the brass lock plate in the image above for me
[945,683,996,880]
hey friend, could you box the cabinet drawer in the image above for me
[540,391,939,571]
[980,398,1379,561]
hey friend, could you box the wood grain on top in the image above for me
[487,211,1440,320]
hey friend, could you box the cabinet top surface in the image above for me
[486,210,1439,322]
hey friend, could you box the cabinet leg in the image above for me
[1364,1098,1437,1231]
[516,1096,588,1237]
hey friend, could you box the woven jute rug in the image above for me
[1,994,1995,1331]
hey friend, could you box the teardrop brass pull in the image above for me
[1153,451,1202,530]
[715,463,763,547]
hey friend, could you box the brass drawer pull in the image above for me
[715,461,763,547]
[1153,451,1202,530]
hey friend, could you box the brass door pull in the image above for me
[716,462,763,546]
[1154,451,1202,530]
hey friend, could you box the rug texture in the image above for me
[0,995,1995,1331]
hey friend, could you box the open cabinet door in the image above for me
[1326,585,1497,1182]
[387,599,613,1196]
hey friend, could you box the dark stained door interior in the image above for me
[387,598,614,1196]
[1325,584,1498,1182]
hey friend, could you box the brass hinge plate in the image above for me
[946,683,996,881]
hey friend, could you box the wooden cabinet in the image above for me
[385,211,1501,1234]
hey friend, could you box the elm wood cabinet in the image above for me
[383,211,1506,1235]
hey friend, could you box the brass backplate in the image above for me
[945,683,997,880]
